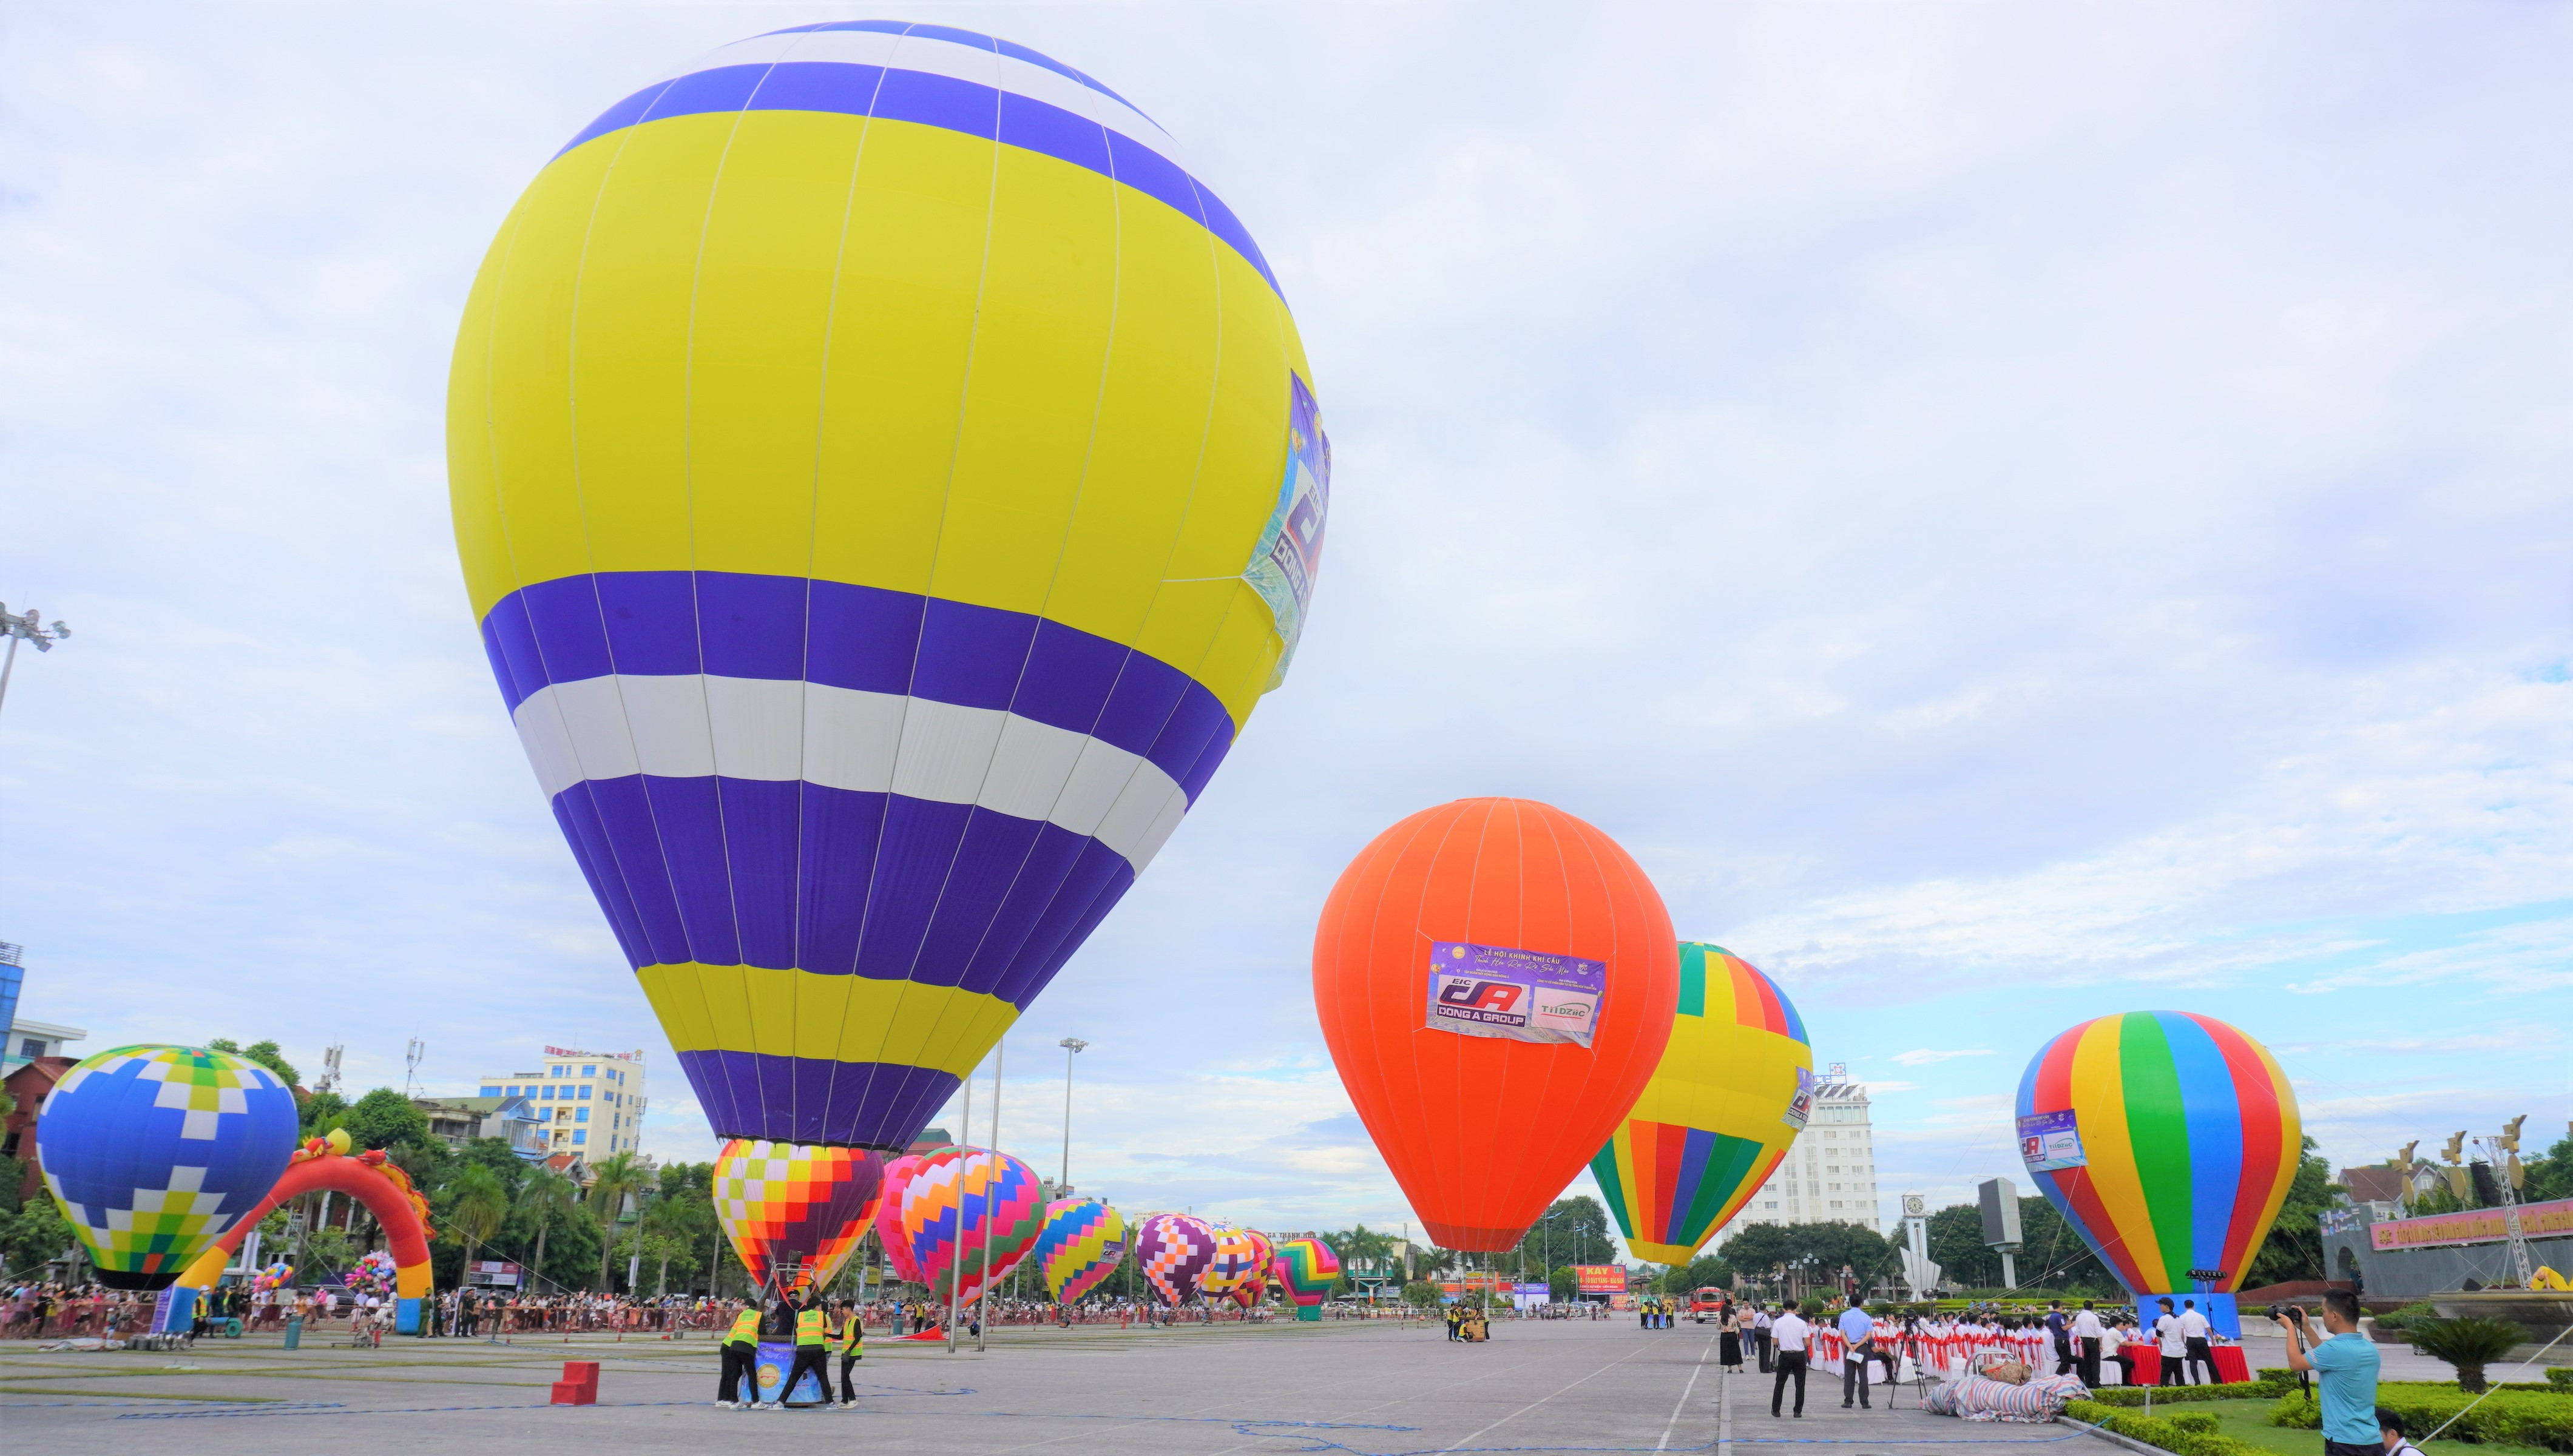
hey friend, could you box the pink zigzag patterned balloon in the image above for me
[873,1145,1044,1304]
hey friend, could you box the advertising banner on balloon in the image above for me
[1573,1264,1627,1294]
[1424,942,1607,1047]
[2017,1110,2088,1171]
[1780,1066,1815,1132]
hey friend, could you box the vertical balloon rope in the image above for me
[976,1038,1004,1351]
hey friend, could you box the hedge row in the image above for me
[2085,1382,2277,1408]
[2270,1388,2573,1452]
[2064,1400,2270,1456]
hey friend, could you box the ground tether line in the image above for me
[1658,1328,1722,1451]
[1441,1341,1655,1452]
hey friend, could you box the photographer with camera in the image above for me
[2273,1291,2378,1456]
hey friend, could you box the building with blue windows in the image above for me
[477,1047,649,1158]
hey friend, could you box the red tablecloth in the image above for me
[2122,1343,2250,1385]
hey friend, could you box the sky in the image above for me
[3,2,2568,1264]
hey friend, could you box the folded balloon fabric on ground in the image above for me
[445,19,1331,1155]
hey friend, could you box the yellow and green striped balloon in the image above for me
[1591,944,1811,1266]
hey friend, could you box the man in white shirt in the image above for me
[2177,1301,2214,1386]
[1753,1306,1775,1373]
[2071,1303,2106,1388]
[1770,1303,1813,1418]
[2153,1298,2188,1386]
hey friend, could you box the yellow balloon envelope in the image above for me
[1591,944,1812,1266]
[446,22,1327,1150]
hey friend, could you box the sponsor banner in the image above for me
[1574,1263,1627,1295]
[1782,1067,1815,1131]
[2369,1198,2573,1250]
[1424,941,1608,1047]
[2018,1110,2088,1171]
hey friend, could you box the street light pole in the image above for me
[1057,1037,1087,1194]
[0,603,70,723]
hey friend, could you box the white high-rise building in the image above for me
[1717,1078,1882,1238]
[478,1047,649,1159]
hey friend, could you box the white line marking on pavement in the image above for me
[1718,1354,1734,1456]
[1439,1342,1653,1452]
[1658,1330,1721,1450]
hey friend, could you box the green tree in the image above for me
[2,1197,79,1274]
[206,1039,302,1089]
[516,1166,581,1292]
[2246,1136,2341,1288]
[1926,1204,2000,1287]
[442,1162,510,1276]
[0,1154,24,1216]
[2518,1134,2573,1204]
[1401,1279,1442,1307]
[1674,1252,1734,1292]
[453,1137,533,1199]
[338,1088,428,1152]
[584,1150,649,1289]
[637,1181,715,1295]
[298,1088,348,1140]
[1515,1196,1616,1269]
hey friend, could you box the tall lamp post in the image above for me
[1057,1037,1087,1194]
[0,603,70,722]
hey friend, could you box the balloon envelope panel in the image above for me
[874,1145,1045,1303]
[1133,1213,1215,1306]
[1592,945,1811,1266]
[36,1046,299,1290]
[712,1139,887,1292]
[1033,1198,1126,1304]
[2016,1011,2300,1296]
[1313,798,1679,1250]
[1274,1237,1341,1306]
[448,21,1329,1153]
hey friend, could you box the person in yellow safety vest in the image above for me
[828,1298,865,1409]
[716,1300,763,1408]
[774,1291,832,1409]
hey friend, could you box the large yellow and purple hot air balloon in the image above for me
[447,21,1328,1153]
[2016,1011,2301,1334]
[1590,945,1811,1266]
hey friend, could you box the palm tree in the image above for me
[516,1167,581,1292]
[445,1163,510,1278]
[586,1150,648,1290]
[640,1189,711,1296]
[2409,1316,2524,1392]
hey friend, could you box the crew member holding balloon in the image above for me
[716,1299,762,1409]
[779,1290,832,1410]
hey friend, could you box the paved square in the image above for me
[1,1318,2130,1456]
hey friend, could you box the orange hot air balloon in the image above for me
[1314,798,1679,1250]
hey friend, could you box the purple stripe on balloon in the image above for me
[552,775,1140,1004]
[481,571,1236,795]
[763,19,1150,117]
[550,60,1280,296]
[677,1049,960,1151]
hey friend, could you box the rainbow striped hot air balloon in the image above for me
[1273,1237,1341,1320]
[1591,945,1811,1266]
[873,1145,1045,1303]
[36,1046,299,1290]
[447,21,1330,1156]
[2016,1012,2300,1332]
[712,1140,887,1293]
[1033,1198,1126,1304]
[1133,1213,1216,1307]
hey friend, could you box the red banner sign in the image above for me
[1574,1264,1627,1293]
[2368,1198,2573,1250]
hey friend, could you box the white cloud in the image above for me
[1892,1049,1995,1068]
[2,2,2566,1232]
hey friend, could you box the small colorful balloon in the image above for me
[873,1146,1046,1304]
[1133,1213,1217,1307]
[1033,1198,1126,1304]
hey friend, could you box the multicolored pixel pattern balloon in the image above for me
[448,21,1330,1154]
[873,1145,1045,1303]
[713,1139,888,1293]
[2017,1011,2301,1297]
[1273,1237,1341,1319]
[1032,1198,1126,1304]
[1201,1219,1264,1296]
[1591,945,1812,1265]
[35,1046,299,1289]
[1133,1213,1216,1306]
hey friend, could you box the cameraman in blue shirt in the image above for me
[2274,1292,2379,1456]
